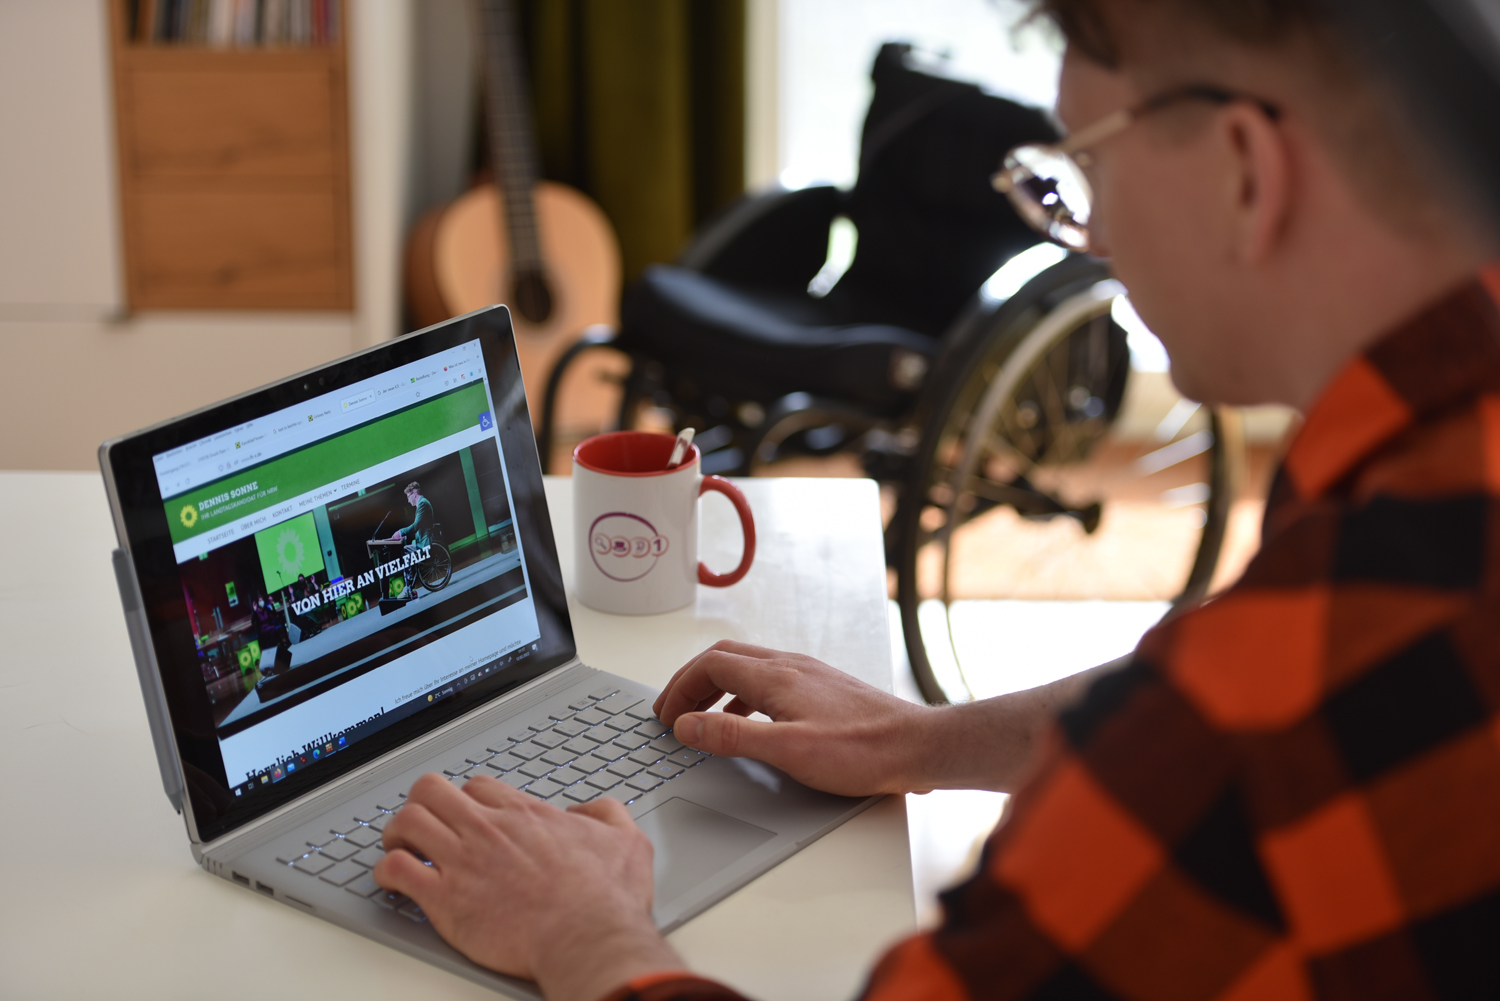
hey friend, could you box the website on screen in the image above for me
[152,340,543,796]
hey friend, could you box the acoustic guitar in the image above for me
[405,0,623,436]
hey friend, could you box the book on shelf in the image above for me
[126,0,341,48]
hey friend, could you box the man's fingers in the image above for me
[380,800,462,862]
[462,772,530,810]
[372,847,441,898]
[568,796,636,831]
[656,649,786,724]
[673,710,787,762]
[722,696,754,717]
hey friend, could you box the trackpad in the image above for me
[636,798,776,904]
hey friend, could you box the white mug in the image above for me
[572,431,756,615]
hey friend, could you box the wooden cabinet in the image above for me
[108,4,353,310]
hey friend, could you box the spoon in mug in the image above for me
[667,427,696,468]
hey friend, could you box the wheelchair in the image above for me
[539,44,1242,704]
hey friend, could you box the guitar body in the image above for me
[405,180,625,433]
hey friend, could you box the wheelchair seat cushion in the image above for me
[621,264,938,413]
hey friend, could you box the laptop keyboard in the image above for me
[271,684,710,921]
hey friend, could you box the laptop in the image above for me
[100,306,879,998]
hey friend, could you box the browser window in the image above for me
[152,339,543,799]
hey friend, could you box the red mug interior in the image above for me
[574,431,700,476]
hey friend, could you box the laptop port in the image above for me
[231,872,250,887]
[253,880,274,896]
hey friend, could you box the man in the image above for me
[373,2,1500,998]
[384,481,435,597]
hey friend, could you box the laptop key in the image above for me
[550,766,589,787]
[369,814,392,832]
[345,827,381,848]
[500,771,530,789]
[586,772,623,791]
[507,743,546,761]
[519,760,554,779]
[466,752,494,766]
[354,809,384,823]
[376,800,404,813]
[373,890,405,910]
[330,821,360,836]
[594,694,640,715]
[554,721,587,738]
[580,725,615,743]
[574,708,609,726]
[507,730,534,744]
[614,733,650,751]
[625,704,658,722]
[528,720,553,732]
[628,748,663,767]
[666,749,704,768]
[306,833,335,848]
[346,873,384,898]
[571,755,607,774]
[588,685,620,700]
[625,775,664,793]
[607,760,643,779]
[485,755,520,773]
[541,748,576,767]
[527,779,564,799]
[602,787,635,804]
[321,839,360,862]
[276,849,309,865]
[531,731,568,749]
[604,715,637,732]
[320,862,367,887]
[564,785,600,803]
[561,737,596,755]
[590,744,628,762]
[398,901,428,923]
[650,735,685,754]
[568,699,594,712]
[549,709,575,721]
[648,762,684,781]
[635,720,670,739]
[443,763,470,776]
[293,854,336,875]
[352,847,385,868]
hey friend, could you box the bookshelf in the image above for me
[108,0,353,310]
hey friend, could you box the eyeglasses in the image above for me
[992,85,1282,252]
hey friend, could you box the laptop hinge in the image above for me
[113,548,187,816]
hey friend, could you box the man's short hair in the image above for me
[1028,0,1454,239]
[404,482,421,494]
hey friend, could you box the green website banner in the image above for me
[164,383,489,547]
[254,511,325,594]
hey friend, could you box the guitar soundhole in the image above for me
[513,268,555,326]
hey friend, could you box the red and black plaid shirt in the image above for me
[607,272,1500,1001]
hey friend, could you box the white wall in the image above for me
[0,0,122,315]
[0,0,423,470]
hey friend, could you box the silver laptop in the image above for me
[101,306,879,998]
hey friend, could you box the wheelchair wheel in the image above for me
[890,256,1243,704]
[417,542,453,591]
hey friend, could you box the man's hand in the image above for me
[373,773,682,1001]
[653,641,938,796]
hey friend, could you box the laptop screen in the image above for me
[153,335,543,796]
[105,308,574,842]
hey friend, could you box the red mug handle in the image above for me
[698,476,755,586]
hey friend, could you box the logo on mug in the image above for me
[588,512,670,582]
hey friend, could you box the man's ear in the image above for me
[1223,103,1291,263]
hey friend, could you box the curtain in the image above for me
[519,0,746,283]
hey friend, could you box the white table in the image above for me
[0,472,915,1001]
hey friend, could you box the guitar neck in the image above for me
[477,0,544,271]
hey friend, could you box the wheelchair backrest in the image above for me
[827,43,1060,338]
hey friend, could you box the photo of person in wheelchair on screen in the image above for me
[377,480,436,599]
